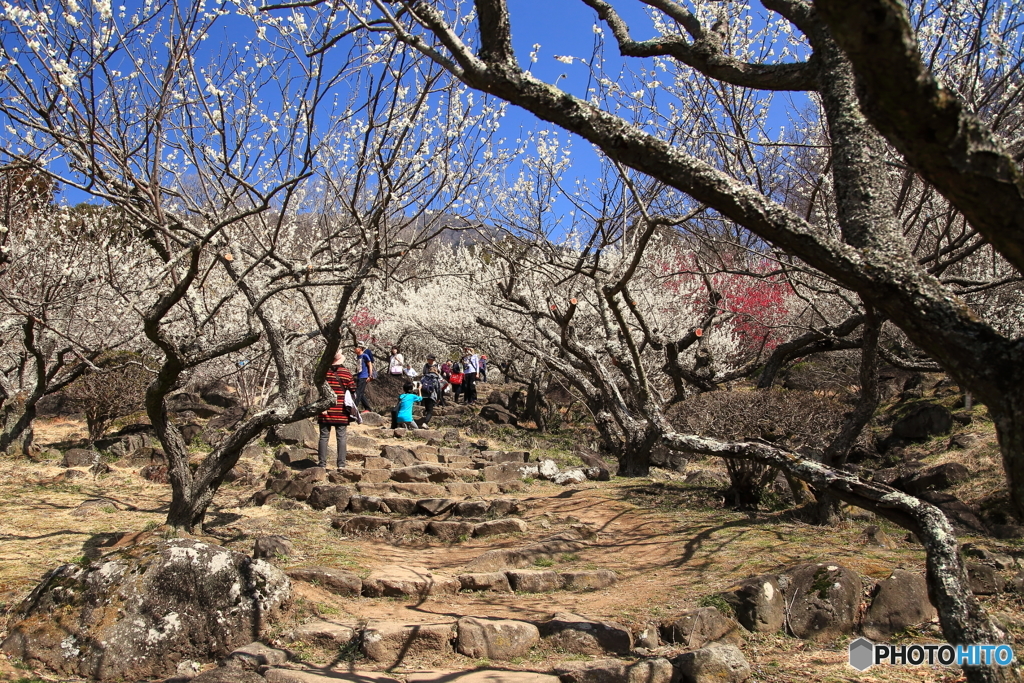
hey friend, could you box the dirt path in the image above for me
[0,418,978,682]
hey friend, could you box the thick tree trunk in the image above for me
[993,401,1024,524]
[616,422,661,477]
[0,400,36,455]
[523,372,549,432]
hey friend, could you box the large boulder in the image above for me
[892,462,969,495]
[919,491,989,534]
[719,575,785,633]
[200,380,242,409]
[782,563,862,641]
[891,403,953,440]
[480,404,518,426]
[1,538,289,682]
[862,570,937,640]
[269,420,319,449]
[62,448,101,467]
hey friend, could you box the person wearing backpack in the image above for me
[318,351,357,470]
[449,362,464,404]
[419,355,444,424]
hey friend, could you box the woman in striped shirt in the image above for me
[318,351,358,469]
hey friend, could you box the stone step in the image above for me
[463,528,597,572]
[284,564,616,599]
[273,611,634,666]
[331,514,529,541]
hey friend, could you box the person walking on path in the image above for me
[318,351,357,470]
[420,355,443,424]
[449,362,464,404]
[479,354,488,383]
[394,382,423,429]
[354,343,375,412]
[461,347,480,404]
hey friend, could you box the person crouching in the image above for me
[394,382,423,430]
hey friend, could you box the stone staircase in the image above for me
[258,421,537,508]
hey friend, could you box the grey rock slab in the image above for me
[506,570,560,593]
[537,459,560,479]
[457,572,512,592]
[361,621,455,667]
[307,485,354,512]
[225,641,289,669]
[464,532,590,572]
[348,495,384,513]
[253,536,294,560]
[554,658,673,683]
[418,498,458,516]
[660,607,741,649]
[390,519,429,536]
[285,567,362,596]
[286,620,358,645]
[540,612,633,655]
[559,570,617,591]
[473,518,529,538]
[967,562,1006,595]
[552,469,587,485]
[332,516,392,536]
[381,496,419,515]
[673,643,751,683]
[454,500,490,517]
[456,617,540,660]
[406,671,559,683]
[265,669,402,683]
[192,667,267,683]
[487,498,522,516]
[393,483,447,497]
[361,566,460,598]
[427,520,475,542]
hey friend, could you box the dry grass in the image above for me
[0,415,1020,682]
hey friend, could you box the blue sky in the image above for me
[49,0,801,225]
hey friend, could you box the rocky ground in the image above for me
[0,379,1022,682]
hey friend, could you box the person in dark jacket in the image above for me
[318,351,357,469]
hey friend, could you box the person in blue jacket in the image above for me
[394,382,422,429]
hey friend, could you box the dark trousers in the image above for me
[463,372,477,403]
[452,383,463,403]
[356,376,372,411]
[318,423,348,468]
[421,397,436,425]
